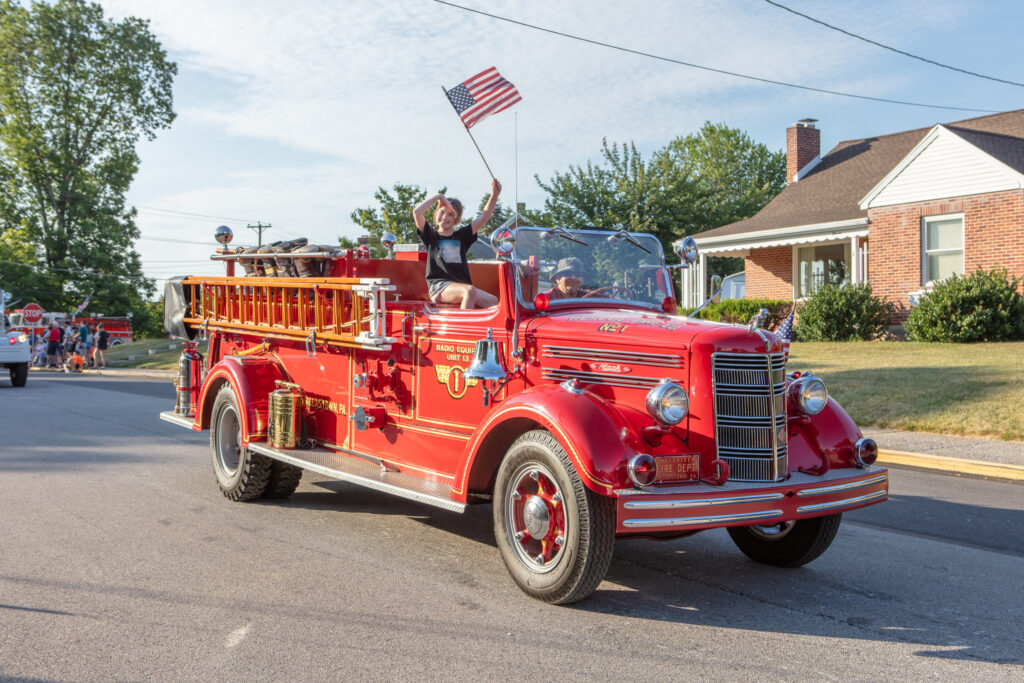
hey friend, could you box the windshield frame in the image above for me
[507,226,672,313]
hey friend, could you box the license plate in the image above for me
[655,454,699,483]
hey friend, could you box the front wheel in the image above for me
[493,430,616,604]
[727,514,842,567]
[9,362,28,387]
[210,385,272,501]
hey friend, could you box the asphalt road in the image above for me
[1,374,1022,681]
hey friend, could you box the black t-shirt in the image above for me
[97,330,109,349]
[418,222,478,285]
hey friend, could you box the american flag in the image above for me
[74,293,92,315]
[446,67,521,130]
[776,309,795,360]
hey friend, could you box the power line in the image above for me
[0,259,149,281]
[432,0,998,113]
[763,0,1024,88]
[137,205,260,223]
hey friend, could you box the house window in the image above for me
[796,242,851,298]
[922,215,963,285]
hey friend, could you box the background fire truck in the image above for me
[8,309,133,345]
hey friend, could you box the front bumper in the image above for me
[615,466,888,534]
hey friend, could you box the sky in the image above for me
[96,0,1024,286]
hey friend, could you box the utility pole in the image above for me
[247,222,272,247]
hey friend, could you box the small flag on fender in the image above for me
[446,67,521,129]
[776,309,795,360]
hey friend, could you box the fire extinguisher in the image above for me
[175,341,204,416]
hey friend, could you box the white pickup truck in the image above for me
[1,288,30,387]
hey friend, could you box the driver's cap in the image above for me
[553,257,584,279]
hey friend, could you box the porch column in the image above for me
[851,235,860,285]
[698,252,708,304]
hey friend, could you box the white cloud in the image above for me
[96,0,985,283]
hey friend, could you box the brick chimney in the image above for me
[787,118,820,183]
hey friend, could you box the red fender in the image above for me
[195,356,287,446]
[456,384,643,499]
[788,396,862,475]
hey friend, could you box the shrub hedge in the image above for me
[905,269,1024,342]
[796,284,894,341]
[692,298,792,329]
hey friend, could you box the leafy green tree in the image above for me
[536,140,703,258]
[536,123,785,280]
[0,0,176,315]
[660,122,786,234]
[349,183,436,256]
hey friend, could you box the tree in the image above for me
[0,0,176,315]
[349,183,437,256]
[536,140,703,257]
[659,122,786,235]
[535,124,786,273]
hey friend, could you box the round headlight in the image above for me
[18,333,28,343]
[792,376,828,415]
[646,380,688,425]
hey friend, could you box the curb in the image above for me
[88,368,175,379]
[878,449,1024,483]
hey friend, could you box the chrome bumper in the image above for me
[615,467,888,533]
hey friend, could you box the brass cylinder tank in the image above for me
[268,381,303,449]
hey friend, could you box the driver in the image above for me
[543,257,585,300]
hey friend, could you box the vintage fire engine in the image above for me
[159,224,887,604]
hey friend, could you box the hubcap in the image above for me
[505,464,567,573]
[523,495,551,538]
[216,406,242,476]
[748,520,795,540]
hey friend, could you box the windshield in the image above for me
[509,227,673,310]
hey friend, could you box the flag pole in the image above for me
[442,86,495,180]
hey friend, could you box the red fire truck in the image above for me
[8,311,133,345]
[160,224,887,604]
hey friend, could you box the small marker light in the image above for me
[628,454,657,488]
[661,296,677,314]
[534,293,551,311]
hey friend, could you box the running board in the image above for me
[160,410,196,430]
[247,442,466,513]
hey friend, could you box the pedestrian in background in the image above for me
[46,324,60,368]
[95,324,108,369]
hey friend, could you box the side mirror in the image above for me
[214,225,233,245]
[710,274,723,304]
[490,228,515,257]
[674,236,698,265]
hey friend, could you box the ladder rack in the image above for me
[181,277,397,350]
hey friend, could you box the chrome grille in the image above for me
[712,352,787,482]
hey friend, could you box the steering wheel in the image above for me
[582,285,633,299]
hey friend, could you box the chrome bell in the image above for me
[464,328,507,381]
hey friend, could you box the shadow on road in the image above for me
[266,481,1023,665]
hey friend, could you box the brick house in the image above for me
[683,110,1024,321]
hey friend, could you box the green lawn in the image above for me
[104,338,207,369]
[788,341,1024,441]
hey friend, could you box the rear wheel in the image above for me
[727,514,842,567]
[262,461,303,499]
[210,385,271,501]
[493,430,616,604]
[9,362,28,387]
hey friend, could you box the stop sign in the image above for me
[22,303,45,325]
